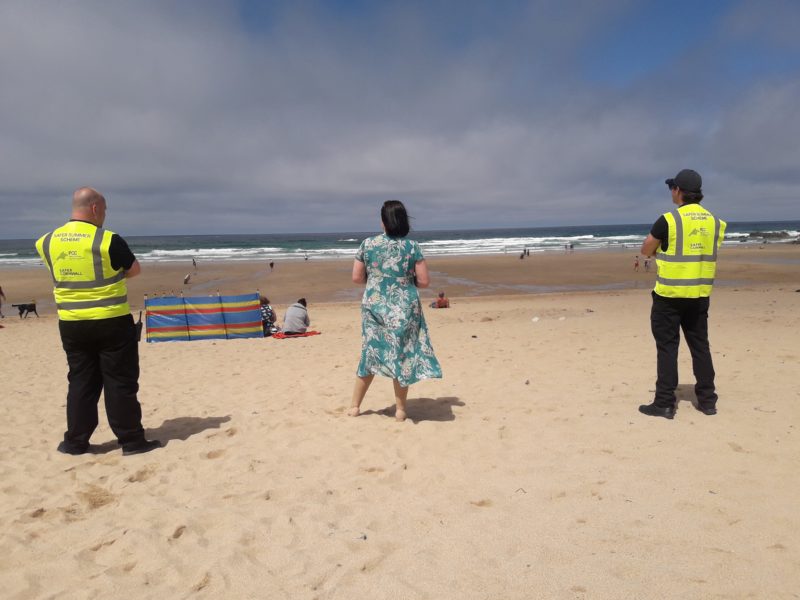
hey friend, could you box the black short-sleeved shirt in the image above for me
[69,220,136,271]
[650,215,669,252]
[109,235,136,271]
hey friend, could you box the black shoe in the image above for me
[697,405,717,415]
[638,403,675,419]
[122,439,162,456]
[57,441,89,455]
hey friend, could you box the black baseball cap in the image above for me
[665,169,702,193]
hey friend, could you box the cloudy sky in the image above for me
[1,0,798,238]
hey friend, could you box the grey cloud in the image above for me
[0,1,798,238]
[707,81,800,181]
[722,0,800,49]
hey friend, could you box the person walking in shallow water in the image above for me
[348,200,442,421]
[639,169,726,419]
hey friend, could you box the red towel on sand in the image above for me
[272,331,320,339]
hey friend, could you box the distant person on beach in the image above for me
[0,284,5,317]
[269,261,274,272]
[35,187,161,455]
[430,291,450,309]
[259,295,277,336]
[644,258,651,272]
[192,257,197,271]
[633,255,640,271]
[639,169,726,419]
[283,298,310,334]
[348,200,442,421]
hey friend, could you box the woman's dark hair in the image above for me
[381,200,410,237]
[297,298,307,307]
[682,191,704,203]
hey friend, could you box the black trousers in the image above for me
[650,292,717,409]
[58,315,145,450]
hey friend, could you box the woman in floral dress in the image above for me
[348,200,442,421]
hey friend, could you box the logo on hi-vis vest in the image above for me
[55,249,83,262]
[688,226,711,251]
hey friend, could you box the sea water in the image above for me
[1,221,798,267]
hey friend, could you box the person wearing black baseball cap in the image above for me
[638,169,727,419]
[664,169,702,194]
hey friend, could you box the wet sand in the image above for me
[2,245,798,313]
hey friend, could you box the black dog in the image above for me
[12,303,38,318]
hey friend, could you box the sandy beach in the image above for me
[1,246,799,598]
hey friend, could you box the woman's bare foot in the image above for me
[347,407,360,417]
[395,409,407,422]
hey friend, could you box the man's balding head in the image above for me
[72,187,103,209]
[71,187,107,226]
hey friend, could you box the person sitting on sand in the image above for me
[282,298,310,334]
[259,295,277,336]
[430,291,450,309]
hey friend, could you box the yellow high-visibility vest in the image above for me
[654,203,726,298]
[35,221,130,320]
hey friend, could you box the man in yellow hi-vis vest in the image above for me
[36,187,161,455]
[639,169,726,419]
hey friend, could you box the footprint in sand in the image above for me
[470,499,492,507]
[767,543,786,551]
[127,464,157,483]
[77,484,117,510]
[191,573,211,592]
[205,449,225,459]
[728,442,745,453]
[172,525,187,539]
[90,539,116,552]
[225,427,237,437]
[59,503,84,522]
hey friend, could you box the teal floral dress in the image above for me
[355,234,442,387]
